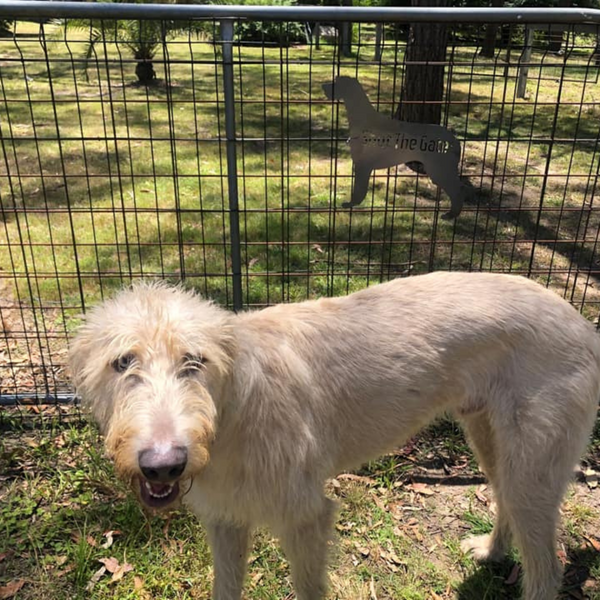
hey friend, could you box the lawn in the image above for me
[2,22,600,312]
[1,417,599,599]
[1,17,600,600]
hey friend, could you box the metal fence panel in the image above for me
[1,4,600,423]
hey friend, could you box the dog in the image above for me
[69,272,600,600]
[323,76,467,218]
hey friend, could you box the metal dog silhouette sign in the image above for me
[323,76,466,218]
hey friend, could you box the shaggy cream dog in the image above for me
[70,272,600,600]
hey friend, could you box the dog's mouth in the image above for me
[139,479,180,509]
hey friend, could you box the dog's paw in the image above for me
[460,534,505,563]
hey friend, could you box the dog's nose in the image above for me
[138,446,188,482]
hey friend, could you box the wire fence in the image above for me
[1,3,600,424]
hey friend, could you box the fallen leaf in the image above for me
[372,493,387,511]
[504,563,520,585]
[584,536,600,552]
[557,549,568,566]
[110,561,133,583]
[408,482,434,496]
[86,535,98,547]
[99,557,120,574]
[134,576,144,590]
[56,565,74,578]
[101,530,121,550]
[0,580,25,599]
[0,552,8,563]
[358,546,370,557]
[86,566,107,591]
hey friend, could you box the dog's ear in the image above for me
[68,318,92,394]
[68,318,114,431]
[199,314,237,378]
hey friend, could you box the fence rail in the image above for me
[3,2,600,24]
[1,3,600,423]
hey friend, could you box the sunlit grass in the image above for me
[2,23,599,320]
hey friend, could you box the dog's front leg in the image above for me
[206,520,250,600]
[278,497,337,600]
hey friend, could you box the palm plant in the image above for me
[56,3,209,85]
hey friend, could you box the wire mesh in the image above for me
[1,9,600,424]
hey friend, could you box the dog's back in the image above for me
[234,272,600,474]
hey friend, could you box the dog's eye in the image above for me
[112,353,136,373]
[180,353,207,377]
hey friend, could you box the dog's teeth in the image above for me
[145,483,174,499]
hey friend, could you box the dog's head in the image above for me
[69,282,235,511]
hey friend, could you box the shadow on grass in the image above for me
[456,547,600,600]
[2,30,600,325]
[456,559,520,600]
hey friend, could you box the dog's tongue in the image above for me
[149,482,170,495]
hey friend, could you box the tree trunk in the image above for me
[397,0,449,127]
[136,61,156,85]
[547,0,571,54]
[339,0,353,58]
[480,0,504,58]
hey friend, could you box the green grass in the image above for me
[2,419,599,599]
[1,24,600,318]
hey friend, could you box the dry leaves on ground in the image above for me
[0,580,25,600]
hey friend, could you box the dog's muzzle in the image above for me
[137,445,187,509]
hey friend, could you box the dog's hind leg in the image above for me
[206,520,251,600]
[489,407,584,600]
[460,412,512,562]
[497,377,599,600]
[496,469,564,600]
[277,496,337,600]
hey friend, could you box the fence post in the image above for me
[374,23,383,61]
[220,19,243,312]
[517,26,534,99]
